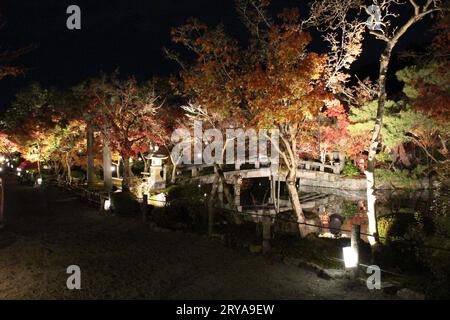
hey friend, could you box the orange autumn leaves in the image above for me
[172,8,332,131]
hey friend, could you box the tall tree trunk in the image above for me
[169,154,178,184]
[286,168,308,237]
[140,152,149,173]
[122,156,132,192]
[364,2,440,246]
[103,137,113,192]
[279,134,308,238]
[86,124,95,188]
[171,164,177,184]
[365,45,393,246]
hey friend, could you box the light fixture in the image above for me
[37,178,43,185]
[149,193,166,208]
[111,166,116,172]
[17,168,22,172]
[343,246,358,268]
[104,199,112,211]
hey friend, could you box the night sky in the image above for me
[0,0,436,111]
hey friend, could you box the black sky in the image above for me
[0,0,436,111]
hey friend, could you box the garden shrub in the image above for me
[150,184,208,228]
[376,168,422,189]
[342,161,360,177]
[111,191,140,215]
[152,207,171,227]
[419,237,450,299]
[131,161,145,175]
[342,201,358,219]
[71,170,85,180]
[376,212,424,272]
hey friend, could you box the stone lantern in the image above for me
[148,153,168,189]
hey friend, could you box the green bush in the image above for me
[342,162,361,177]
[111,191,140,215]
[419,237,450,299]
[132,161,145,175]
[342,201,358,219]
[376,169,422,189]
[151,184,208,228]
[375,213,424,272]
[166,184,207,204]
[152,207,171,227]
[71,170,85,180]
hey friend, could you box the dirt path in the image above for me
[0,174,392,299]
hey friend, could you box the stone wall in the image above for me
[298,170,366,191]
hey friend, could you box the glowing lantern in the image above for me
[104,199,112,211]
[343,246,358,268]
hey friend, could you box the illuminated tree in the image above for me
[240,8,331,236]
[0,132,18,154]
[308,0,445,245]
[86,74,165,191]
[170,16,247,218]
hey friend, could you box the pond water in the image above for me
[301,186,450,298]
[241,180,450,297]
[297,187,450,241]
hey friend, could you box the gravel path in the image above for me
[0,175,393,299]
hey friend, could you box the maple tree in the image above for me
[239,7,331,236]
[308,0,445,245]
[317,99,350,164]
[85,73,165,191]
[170,15,250,224]
[0,132,18,154]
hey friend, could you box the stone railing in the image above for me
[179,159,344,179]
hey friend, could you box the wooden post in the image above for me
[218,182,224,206]
[262,210,271,254]
[234,182,241,208]
[351,225,361,279]
[141,194,148,223]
